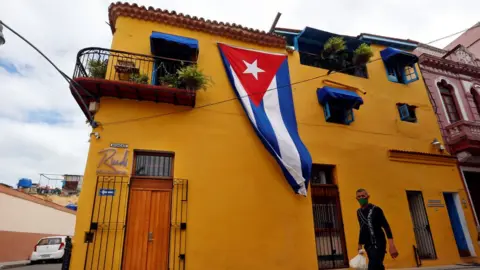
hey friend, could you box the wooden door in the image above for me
[146,190,172,270]
[123,180,172,270]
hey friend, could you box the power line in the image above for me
[101,26,472,126]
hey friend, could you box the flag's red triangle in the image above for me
[219,44,286,106]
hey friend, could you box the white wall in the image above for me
[0,193,76,236]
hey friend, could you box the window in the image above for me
[471,88,480,118]
[323,101,355,125]
[397,103,417,123]
[381,47,419,84]
[311,165,334,185]
[438,81,461,123]
[48,238,62,245]
[317,86,363,126]
[150,32,199,87]
[384,63,419,84]
[37,239,49,245]
[134,153,173,177]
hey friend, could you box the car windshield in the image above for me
[48,238,62,245]
[37,239,49,245]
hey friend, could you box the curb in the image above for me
[0,261,30,269]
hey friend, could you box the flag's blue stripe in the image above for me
[250,98,303,193]
[276,60,313,186]
[250,99,281,156]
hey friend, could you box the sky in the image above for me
[0,0,478,187]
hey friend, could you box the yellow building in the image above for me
[69,3,480,269]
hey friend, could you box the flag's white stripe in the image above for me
[230,66,257,127]
[230,67,307,195]
[263,76,306,192]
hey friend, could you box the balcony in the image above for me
[71,47,196,118]
[444,120,480,155]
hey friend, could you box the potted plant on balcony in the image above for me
[87,59,108,79]
[177,65,212,91]
[353,43,374,66]
[158,73,180,88]
[129,73,149,84]
[321,36,348,73]
[352,43,373,77]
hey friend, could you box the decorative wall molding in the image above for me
[388,149,458,166]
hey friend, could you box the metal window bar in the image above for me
[135,154,173,177]
[84,175,130,270]
[406,191,437,260]
[72,47,196,90]
[312,185,348,269]
[170,179,188,270]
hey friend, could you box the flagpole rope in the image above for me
[100,26,474,127]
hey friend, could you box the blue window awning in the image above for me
[150,32,198,54]
[380,47,418,66]
[316,87,364,110]
[295,27,366,54]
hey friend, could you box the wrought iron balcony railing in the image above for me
[73,47,194,84]
[71,47,197,118]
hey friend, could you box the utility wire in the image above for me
[0,20,98,127]
[101,25,471,127]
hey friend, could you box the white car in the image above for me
[30,236,66,263]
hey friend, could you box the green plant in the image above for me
[353,43,374,65]
[323,36,346,56]
[87,59,107,79]
[130,73,149,84]
[177,65,212,91]
[158,73,180,88]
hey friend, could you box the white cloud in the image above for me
[0,0,478,187]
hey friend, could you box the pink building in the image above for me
[415,22,480,236]
[445,22,480,59]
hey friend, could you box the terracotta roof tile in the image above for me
[108,2,286,48]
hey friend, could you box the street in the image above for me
[12,263,61,270]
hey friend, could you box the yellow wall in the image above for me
[70,16,480,269]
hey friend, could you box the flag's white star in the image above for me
[243,59,265,80]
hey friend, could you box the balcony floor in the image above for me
[71,77,196,119]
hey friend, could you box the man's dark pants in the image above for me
[366,245,386,270]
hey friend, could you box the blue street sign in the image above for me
[99,189,115,196]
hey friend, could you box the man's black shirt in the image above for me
[357,204,393,248]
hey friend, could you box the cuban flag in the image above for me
[218,43,312,195]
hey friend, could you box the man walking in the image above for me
[356,189,398,270]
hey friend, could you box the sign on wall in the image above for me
[96,147,129,175]
[427,199,444,208]
[99,188,116,196]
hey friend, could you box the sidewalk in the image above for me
[0,261,30,269]
[398,264,480,270]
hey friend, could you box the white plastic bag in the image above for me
[349,252,367,269]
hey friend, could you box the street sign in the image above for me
[99,189,115,196]
[110,143,128,148]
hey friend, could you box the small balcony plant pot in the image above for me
[177,65,212,92]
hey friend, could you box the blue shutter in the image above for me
[344,109,354,125]
[386,65,399,83]
[152,61,158,85]
[398,104,410,121]
[323,102,331,121]
[343,109,355,125]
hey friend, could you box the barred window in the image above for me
[134,153,173,177]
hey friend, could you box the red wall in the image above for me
[0,231,57,262]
